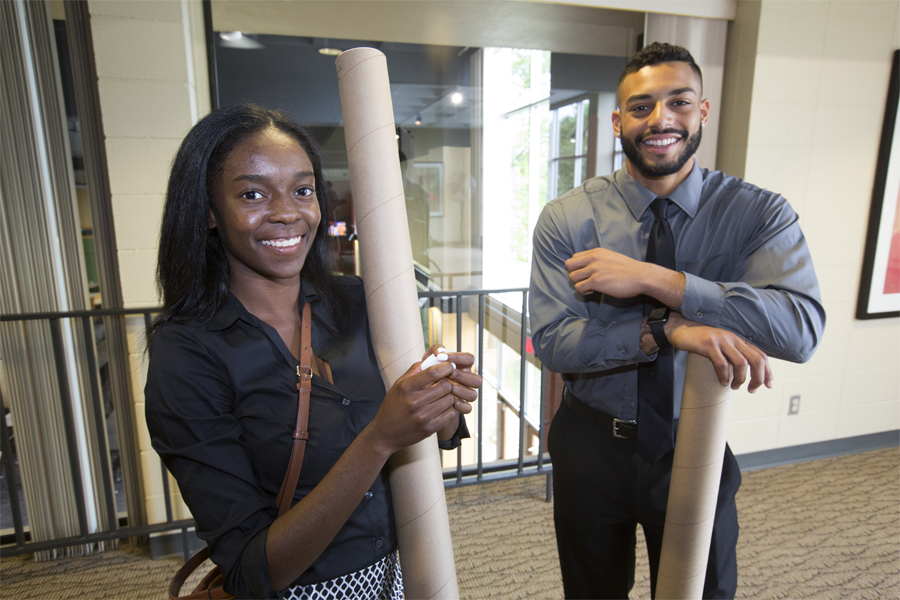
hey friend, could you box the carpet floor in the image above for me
[1,447,897,599]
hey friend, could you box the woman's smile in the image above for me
[260,234,304,249]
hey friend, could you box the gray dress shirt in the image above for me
[529,164,826,421]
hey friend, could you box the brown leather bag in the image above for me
[168,303,314,600]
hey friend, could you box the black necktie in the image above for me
[637,198,676,463]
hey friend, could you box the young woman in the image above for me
[145,104,480,599]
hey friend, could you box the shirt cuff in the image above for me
[604,317,648,363]
[225,525,276,599]
[680,272,724,327]
[437,414,470,450]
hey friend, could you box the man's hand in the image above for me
[565,248,685,307]
[664,312,773,392]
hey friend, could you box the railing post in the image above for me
[517,291,528,475]
[476,294,485,482]
[81,316,118,532]
[455,294,463,485]
[537,365,547,472]
[49,318,90,538]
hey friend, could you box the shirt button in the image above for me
[629,401,635,407]
[375,538,384,548]
[619,349,626,355]
[365,491,373,499]
[342,398,350,406]
[696,311,703,318]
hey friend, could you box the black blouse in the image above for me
[145,277,465,598]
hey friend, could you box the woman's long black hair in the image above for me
[149,104,352,338]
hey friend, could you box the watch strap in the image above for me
[648,307,672,350]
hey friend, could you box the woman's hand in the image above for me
[368,346,483,455]
[420,346,482,442]
[368,359,458,455]
[420,345,482,415]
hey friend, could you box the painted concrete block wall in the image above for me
[722,0,900,454]
[88,0,209,524]
[89,0,208,309]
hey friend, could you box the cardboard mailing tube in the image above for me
[656,353,734,599]
[336,48,459,600]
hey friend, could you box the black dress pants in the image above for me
[549,396,741,599]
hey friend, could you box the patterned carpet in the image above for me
[1,448,897,599]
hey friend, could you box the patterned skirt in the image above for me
[279,551,403,600]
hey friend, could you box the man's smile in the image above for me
[644,136,681,147]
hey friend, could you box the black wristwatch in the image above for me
[648,307,672,350]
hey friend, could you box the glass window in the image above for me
[213,32,627,294]
[210,5,639,471]
[549,97,590,200]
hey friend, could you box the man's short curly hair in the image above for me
[618,42,703,92]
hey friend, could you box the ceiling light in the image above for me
[319,47,342,56]
[414,114,422,126]
[450,91,463,105]
[219,31,263,49]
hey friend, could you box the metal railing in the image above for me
[0,288,552,558]
[421,288,552,489]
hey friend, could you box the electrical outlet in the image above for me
[789,395,800,415]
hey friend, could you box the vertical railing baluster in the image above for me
[146,311,174,525]
[49,318,90,538]
[81,316,117,532]
[455,294,463,485]
[517,291,528,475]
[537,365,547,472]
[538,366,552,503]
[476,294,485,482]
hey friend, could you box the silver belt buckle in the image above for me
[613,418,636,438]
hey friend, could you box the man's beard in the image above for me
[620,126,702,178]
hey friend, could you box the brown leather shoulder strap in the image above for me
[169,546,210,599]
[169,547,231,599]
[171,304,312,599]
[276,301,312,516]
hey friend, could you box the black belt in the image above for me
[563,389,637,439]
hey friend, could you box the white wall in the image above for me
[89,0,208,308]
[88,0,210,522]
[720,0,900,454]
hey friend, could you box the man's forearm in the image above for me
[680,275,825,363]
[643,266,686,309]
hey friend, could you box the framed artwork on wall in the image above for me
[410,162,444,217]
[857,49,900,320]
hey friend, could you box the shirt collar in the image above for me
[206,292,245,331]
[615,161,702,221]
[206,279,319,331]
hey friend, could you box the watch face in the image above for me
[650,307,669,323]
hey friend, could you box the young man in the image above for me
[529,42,825,598]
